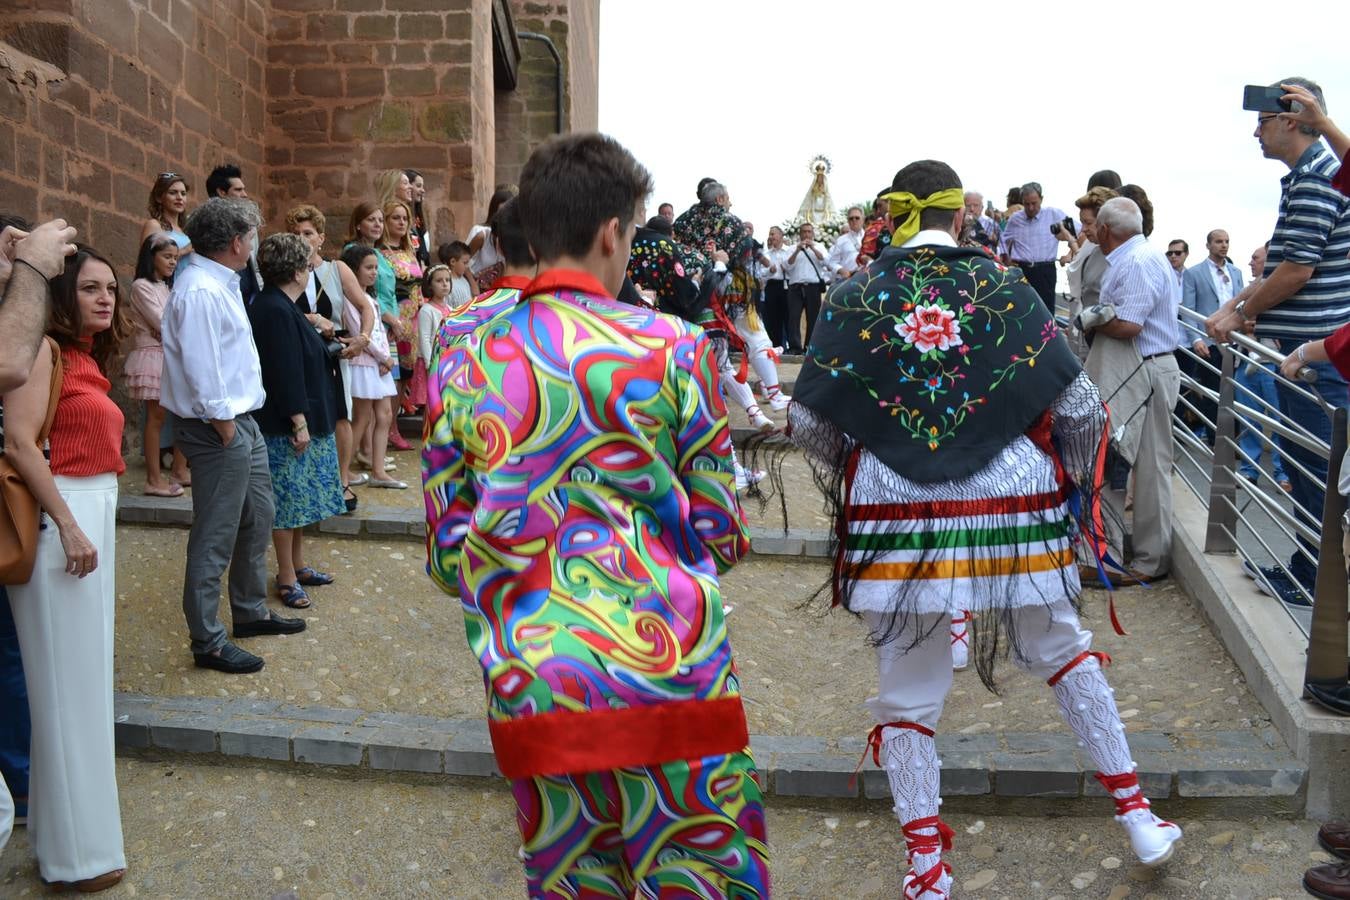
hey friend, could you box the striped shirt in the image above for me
[1257,143,1350,341]
[1001,205,1069,263]
[1101,234,1181,358]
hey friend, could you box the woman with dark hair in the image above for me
[138,172,192,253]
[248,233,346,608]
[2,246,129,893]
[1117,184,1155,237]
[339,244,402,488]
[124,232,188,496]
[404,168,431,268]
[466,184,518,285]
[1087,169,1123,191]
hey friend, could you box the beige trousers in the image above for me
[1105,354,1181,576]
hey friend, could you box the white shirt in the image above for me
[1101,235,1182,358]
[826,229,865,277]
[761,245,792,281]
[1207,259,1236,304]
[784,241,828,285]
[160,254,266,421]
[468,224,500,275]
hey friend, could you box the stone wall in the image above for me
[493,0,599,189]
[262,0,497,251]
[0,0,267,268]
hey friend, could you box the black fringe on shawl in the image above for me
[756,376,1115,694]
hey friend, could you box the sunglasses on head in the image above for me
[157,172,180,181]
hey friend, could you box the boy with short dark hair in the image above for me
[422,133,769,897]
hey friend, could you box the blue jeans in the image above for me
[0,587,30,801]
[1269,340,1350,586]
[1235,363,1288,481]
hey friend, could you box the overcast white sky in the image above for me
[598,1,1350,267]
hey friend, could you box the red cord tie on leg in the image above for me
[851,720,936,791]
[1095,771,1151,816]
[1046,649,1113,686]
[902,816,955,897]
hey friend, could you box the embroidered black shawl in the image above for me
[793,244,1081,483]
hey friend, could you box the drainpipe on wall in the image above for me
[516,31,563,135]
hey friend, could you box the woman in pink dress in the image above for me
[123,233,188,496]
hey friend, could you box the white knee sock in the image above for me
[877,722,952,897]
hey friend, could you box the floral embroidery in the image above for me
[808,246,1061,452]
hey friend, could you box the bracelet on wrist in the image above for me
[292,422,308,434]
[1297,344,1308,364]
[13,258,49,282]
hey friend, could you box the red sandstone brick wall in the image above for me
[1,0,267,270]
[262,0,497,252]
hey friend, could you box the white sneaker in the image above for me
[734,463,765,491]
[748,408,774,431]
[1119,807,1182,866]
[768,392,791,412]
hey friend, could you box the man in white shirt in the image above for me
[161,198,306,675]
[784,221,828,352]
[826,206,866,281]
[1085,198,1182,583]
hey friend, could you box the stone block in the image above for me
[940,751,993,796]
[150,713,222,754]
[293,725,372,766]
[363,712,459,733]
[345,67,385,98]
[1005,733,1076,753]
[318,515,362,535]
[220,698,283,717]
[155,696,220,713]
[117,496,159,523]
[992,750,1082,797]
[368,728,446,773]
[444,728,500,777]
[275,704,363,724]
[1120,731,1174,752]
[936,733,999,754]
[156,502,193,525]
[114,719,151,749]
[220,718,295,761]
[366,516,411,535]
[1081,751,1173,800]
[800,534,832,558]
[1177,760,1306,797]
[773,753,857,799]
[750,535,803,557]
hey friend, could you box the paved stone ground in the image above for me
[0,756,1328,899]
[111,525,1270,741]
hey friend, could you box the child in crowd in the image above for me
[413,264,454,408]
[339,245,404,489]
[441,240,476,308]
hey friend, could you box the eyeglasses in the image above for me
[847,215,862,221]
[1165,250,1186,257]
[1257,115,1279,129]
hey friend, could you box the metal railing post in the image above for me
[1304,406,1349,686]
[1204,345,1239,553]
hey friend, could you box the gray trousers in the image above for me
[172,414,274,654]
[1104,355,1181,577]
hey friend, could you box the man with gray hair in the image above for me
[1085,196,1182,584]
[161,198,306,675]
[826,205,866,279]
[1000,181,1074,306]
[1206,77,1350,607]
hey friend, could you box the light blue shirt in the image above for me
[1102,234,1181,358]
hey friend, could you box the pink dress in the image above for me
[123,278,169,400]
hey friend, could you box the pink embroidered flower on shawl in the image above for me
[896,303,963,353]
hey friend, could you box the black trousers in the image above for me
[763,280,788,349]
[786,281,824,353]
[1017,260,1058,308]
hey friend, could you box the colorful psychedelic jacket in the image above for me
[433,274,532,356]
[422,269,751,779]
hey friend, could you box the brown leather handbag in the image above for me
[0,337,65,584]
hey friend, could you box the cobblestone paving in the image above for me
[0,756,1324,899]
[113,525,1270,741]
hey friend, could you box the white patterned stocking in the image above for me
[1049,652,1134,776]
[877,723,951,898]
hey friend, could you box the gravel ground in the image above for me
[0,755,1325,899]
[112,526,1268,739]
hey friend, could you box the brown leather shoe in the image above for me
[1321,821,1350,860]
[44,868,125,893]
[1304,861,1350,899]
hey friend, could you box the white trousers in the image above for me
[710,331,757,413]
[731,308,780,390]
[8,474,126,882]
[0,774,11,853]
[864,599,1093,729]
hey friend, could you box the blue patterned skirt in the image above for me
[263,431,346,530]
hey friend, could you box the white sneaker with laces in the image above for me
[768,392,791,412]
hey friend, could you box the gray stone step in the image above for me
[118,494,830,557]
[114,692,1306,810]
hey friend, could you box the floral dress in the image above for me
[381,246,423,372]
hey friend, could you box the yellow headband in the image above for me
[879,188,966,247]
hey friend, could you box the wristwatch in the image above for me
[1234,300,1254,323]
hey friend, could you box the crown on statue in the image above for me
[809,154,832,175]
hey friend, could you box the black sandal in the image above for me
[275,581,311,609]
[343,485,358,514]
